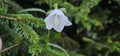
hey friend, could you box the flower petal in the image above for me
[44,15,55,29]
[61,15,72,26]
[53,15,65,32]
[49,9,64,16]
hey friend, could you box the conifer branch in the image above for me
[3,0,23,10]
[0,14,45,25]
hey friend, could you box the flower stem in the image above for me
[54,3,58,9]
[46,30,50,45]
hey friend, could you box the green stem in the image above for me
[46,30,50,45]
[54,3,58,9]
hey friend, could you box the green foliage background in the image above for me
[0,0,120,56]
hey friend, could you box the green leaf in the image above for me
[28,44,43,55]
[107,38,113,44]
[95,44,102,51]
[60,8,66,13]
[45,48,66,56]
[18,8,47,14]
[48,43,70,56]
[54,33,61,39]
[83,22,91,30]
[83,37,95,43]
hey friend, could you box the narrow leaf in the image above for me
[18,8,47,14]
[48,43,70,56]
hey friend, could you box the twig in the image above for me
[0,15,16,20]
[2,40,23,52]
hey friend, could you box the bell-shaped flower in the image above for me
[44,9,72,32]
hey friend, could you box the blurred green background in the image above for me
[0,0,120,56]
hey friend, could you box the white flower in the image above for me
[44,9,72,32]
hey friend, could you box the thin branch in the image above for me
[0,15,45,24]
[0,15,16,20]
[2,40,23,52]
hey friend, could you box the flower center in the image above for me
[54,14,59,26]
